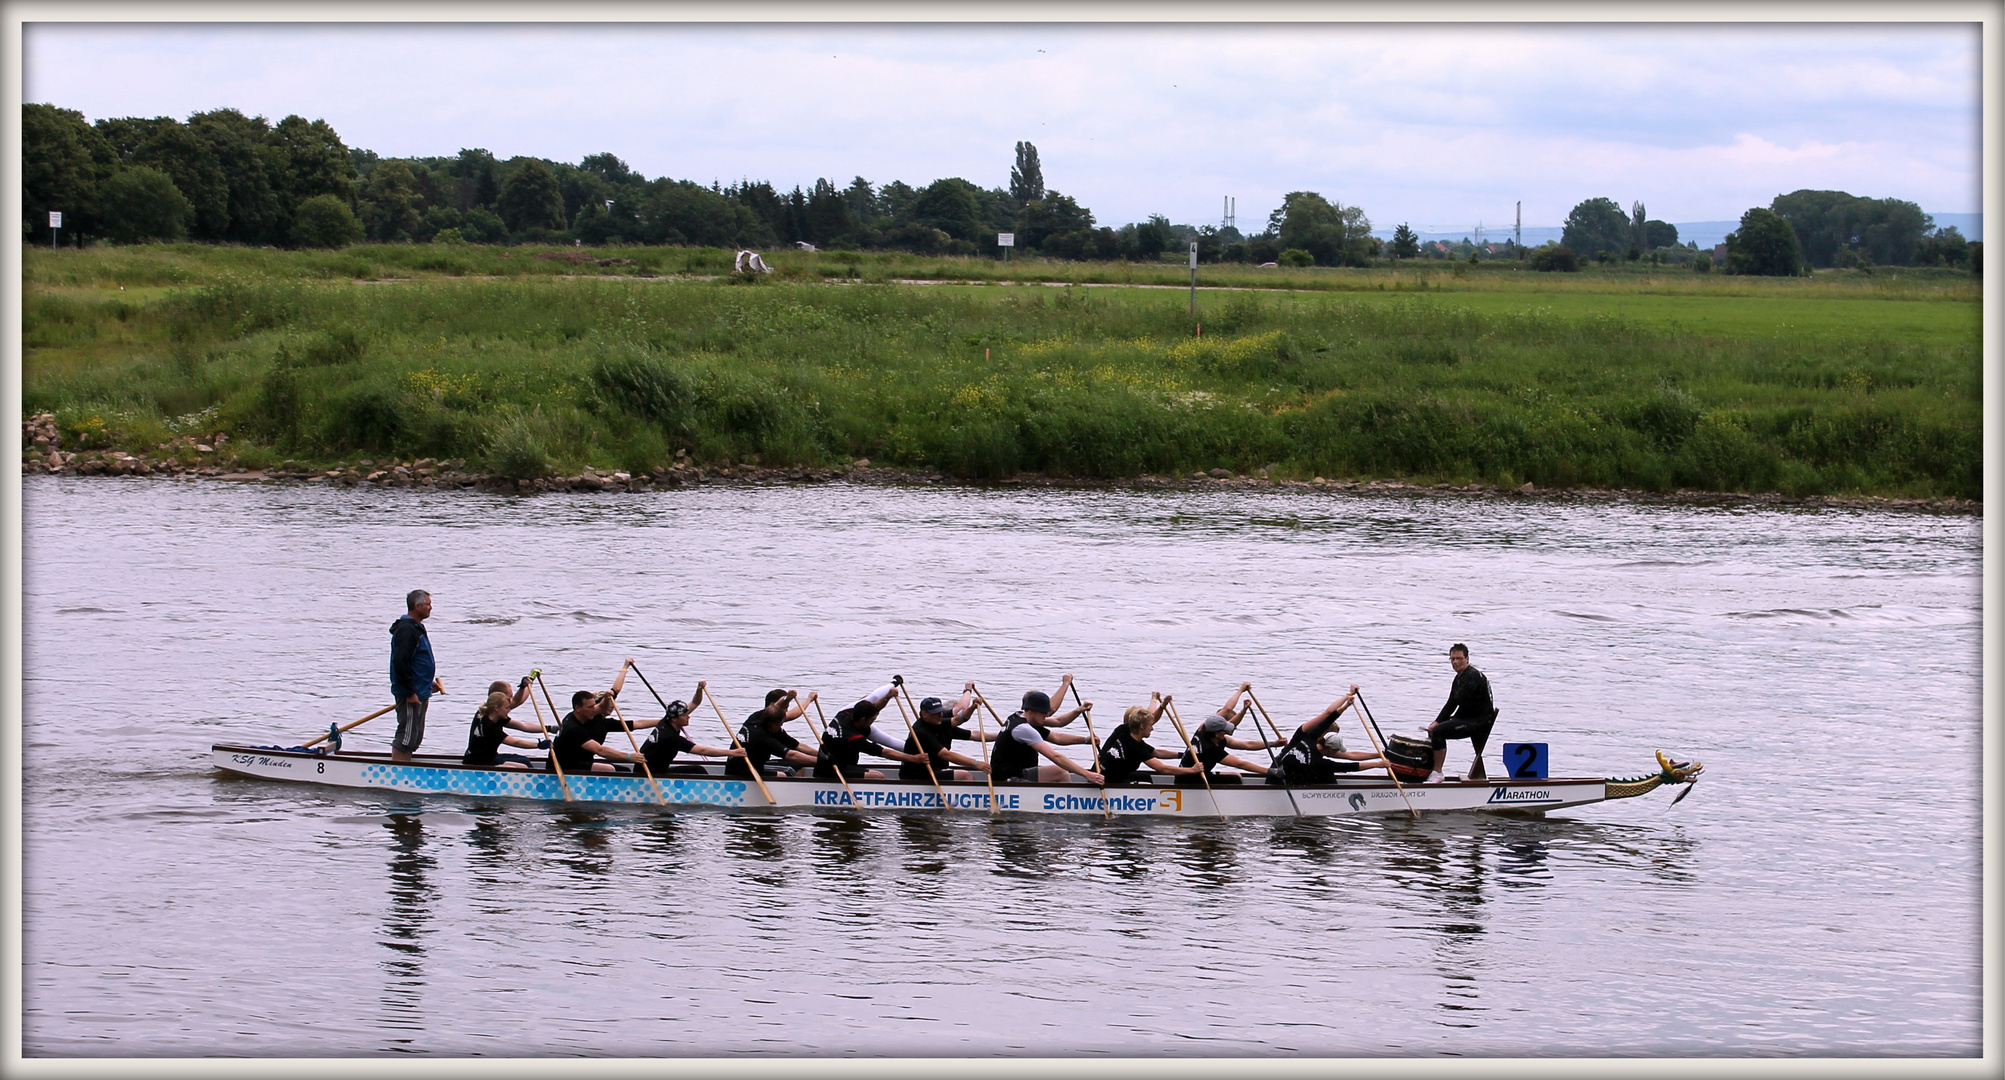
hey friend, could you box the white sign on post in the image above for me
[997,233,1015,247]
[1188,241,1199,268]
[48,212,62,229]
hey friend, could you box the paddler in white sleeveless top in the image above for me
[989,674,1103,785]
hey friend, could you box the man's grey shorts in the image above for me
[393,697,429,752]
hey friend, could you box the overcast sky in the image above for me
[21,20,1982,232]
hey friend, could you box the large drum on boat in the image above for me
[1383,734,1434,782]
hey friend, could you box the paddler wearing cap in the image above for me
[1098,692,1202,784]
[815,678,933,780]
[632,681,746,775]
[989,674,1104,785]
[726,689,821,779]
[900,681,994,782]
[1176,682,1283,786]
[1263,684,1386,786]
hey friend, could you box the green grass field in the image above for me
[21,244,1983,499]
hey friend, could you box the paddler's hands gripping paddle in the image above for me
[606,659,667,806]
[524,670,573,802]
[1065,679,1113,820]
[890,675,955,814]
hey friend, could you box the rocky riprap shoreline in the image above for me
[20,413,1977,513]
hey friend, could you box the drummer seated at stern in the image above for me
[1426,643,1497,783]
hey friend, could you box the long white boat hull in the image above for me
[211,743,1652,818]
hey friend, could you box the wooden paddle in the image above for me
[1242,688,1302,818]
[799,693,860,809]
[965,683,1002,815]
[1350,689,1418,819]
[604,663,667,806]
[302,703,394,750]
[1064,681,1113,820]
[891,682,955,813]
[523,671,573,803]
[709,689,777,806]
[1163,699,1226,823]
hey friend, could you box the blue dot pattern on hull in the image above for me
[358,764,748,806]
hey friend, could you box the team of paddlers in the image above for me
[386,589,1500,788]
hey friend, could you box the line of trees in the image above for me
[24,102,1981,278]
[22,102,1393,266]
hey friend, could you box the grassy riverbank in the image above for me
[22,245,1982,499]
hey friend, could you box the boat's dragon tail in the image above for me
[1604,750,1705,803]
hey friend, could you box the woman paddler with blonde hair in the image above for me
[462,675,549,769]
[1097,692,1202,784]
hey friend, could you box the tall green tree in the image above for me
[359,160,428,241]
[1388,222,1420,259]
[912,177,985,241]
[496,157,567,233]
[1267,191,1372,266]
[22,104,113,243]
[450,148,501,210]
[1010,141,1045,204]
[1017,191,1093,249]
[1561,197,1630,258]
[267,115,354,205]
[290,193,364,248]
[1725,206,1803,276]
[804,177,850,246]
[98,166,193,242]
[188,108,282,244]
[126,119,230,240]
[1770,189,1931,267]
[843,176,877,225]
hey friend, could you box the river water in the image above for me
[20,476,1982,1057]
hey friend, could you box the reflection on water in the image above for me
[379,813,434,1050]
[19,478,1981,1055]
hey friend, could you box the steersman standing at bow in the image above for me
[388,589,443,763]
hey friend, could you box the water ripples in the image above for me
[20,476,1980,1056]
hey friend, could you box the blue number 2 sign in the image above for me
[1503,742,1548,779]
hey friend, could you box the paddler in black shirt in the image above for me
[1264,685,1386,785]
[898,682,994,782]
[1098,692,1201,784]
[550,661,646,774]
[725,689,820,779]
[463,676,548,768]
[1426,643,1496,783]
[1176,683,1283,786]
[816,680,932,780]
[636,681,745,775]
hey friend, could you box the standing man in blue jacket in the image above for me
[389,590,443,762]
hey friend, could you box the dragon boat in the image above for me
[209,744,1702,819]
